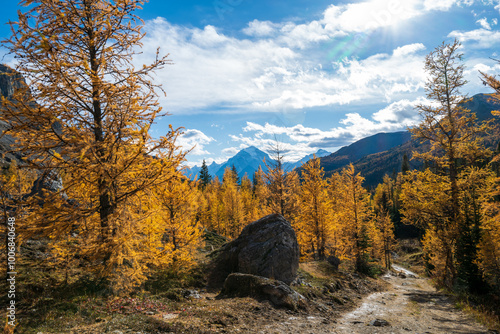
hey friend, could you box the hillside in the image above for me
[320,93,500,188]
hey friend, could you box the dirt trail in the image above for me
[332,265,492,334]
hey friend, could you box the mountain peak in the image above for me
[315,149,330,156]
[239,146,267,159]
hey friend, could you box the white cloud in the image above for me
[236,97,425,160]
[134,0,488,117]
[393,43,426,57]
[138,17,429,113]
[477,18,492,30]
[243,20,278,37]
[424,0,458,11]
[372,97,430,124]
[137,18,298,113]
[322,0,422,33]
[176,129,215,156]
[191,25,229,47]
[449,28,500,48]
[423,0,474,11]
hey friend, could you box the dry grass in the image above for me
[454,294,500,332]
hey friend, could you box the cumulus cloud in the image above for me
[372,97,430,124]
[322,0,422,33]
[393,43,426,57]
[137,18,298,113]
[448,28,500,48]
[135,0,455,115]
[243,20,278,37]
[423,0,474,11]
[138,17,429,113]
[234,96,426,160]
[176,129,215,156]
[477,18,492,30]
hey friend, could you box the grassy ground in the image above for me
[11,236,500,333]
[1,254,386,333]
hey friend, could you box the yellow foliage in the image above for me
[296,157,332,260]
[155,175,202,273]
[1,0,188,293]
[478,171,500,288]
[335,165,374,267]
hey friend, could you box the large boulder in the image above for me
[220,273,306,310]
[208,214,299,288]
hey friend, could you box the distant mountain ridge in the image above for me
[319,93,500,188]
[185,146,331,180]
[186,93,500,187]
[318,131,412,175]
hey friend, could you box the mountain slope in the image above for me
[318,131,412,174]
[324,93,500,188]
[287,149,331,170]
[214,146,271,180]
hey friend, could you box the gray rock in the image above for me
[0,64,26,100]
[369,319,390,327]
[209,214,299,288]
[221,273,306,310]
[326,255,341,270]
[183,289,202,299]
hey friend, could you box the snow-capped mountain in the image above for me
[184,146,331,181]
[284,149,331,170]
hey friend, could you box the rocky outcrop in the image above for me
[327,255,341,271]
[0,64,32,166]
[208,214,299,288]
[220,273,306,310]
[0,64,27,100]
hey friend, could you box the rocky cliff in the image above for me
[0,64,28,165]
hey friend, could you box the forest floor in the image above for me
[23,262,499,334]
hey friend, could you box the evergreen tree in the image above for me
[198,159,212,190]
[265,140,287,216]
[231,164,240,186]
[401,153,410,175]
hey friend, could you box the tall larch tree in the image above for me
[373,177,396,269]
[403,40,491,289]
[240,174,257,224]
[476,68,500,292]
[252,166,269,216]
[336,164,373,272]
[298,157,332,260]
[155,174,201,273]
[221,167,243,238]
[1,0,185,291]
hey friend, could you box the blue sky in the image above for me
[2,0,500,166]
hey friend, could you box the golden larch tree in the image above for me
[1,0,185,291]
[335,164,373,272]
[297,157,333,260]
[404,40,491,289]
[221,167,243,238]
[155,174,201,273]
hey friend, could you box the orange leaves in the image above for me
[1,0,184,293]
